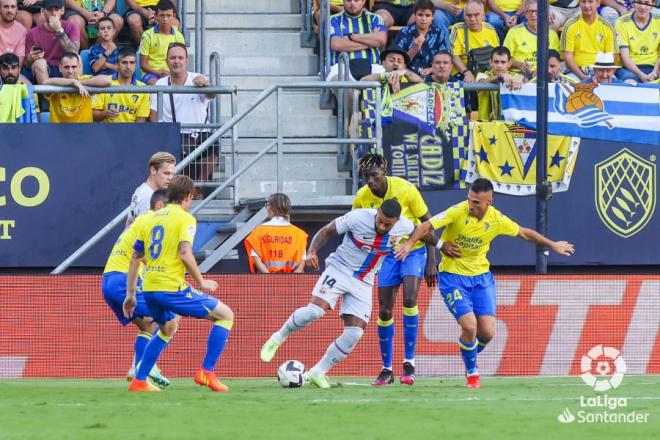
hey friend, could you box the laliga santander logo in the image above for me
[580,345,627,392]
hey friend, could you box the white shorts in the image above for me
[311,265,373,323]
[325,63,385,82]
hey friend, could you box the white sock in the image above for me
[274,303,325,342]
[310,326,364,375]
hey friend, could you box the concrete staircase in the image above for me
[187,0,349,200]
[184,0,355,270]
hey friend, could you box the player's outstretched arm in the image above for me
[395,220,434,261]
[179,241,218,292]
[518,227,575,256]
[123,249,143,318]
[304,220,338,270]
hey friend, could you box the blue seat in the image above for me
[80,49,92,75]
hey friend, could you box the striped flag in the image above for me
[500,83,660,146]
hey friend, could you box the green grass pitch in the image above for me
[1,376,658,439]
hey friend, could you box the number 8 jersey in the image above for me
[327,209,414,285]
[134,203,197,292]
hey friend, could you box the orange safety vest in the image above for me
[244,224,308,273]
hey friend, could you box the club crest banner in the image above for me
[464,121,580,195]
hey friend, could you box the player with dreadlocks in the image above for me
[353,153,460,386]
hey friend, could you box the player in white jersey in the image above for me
[259,199,436,388]
[126,152,176,227]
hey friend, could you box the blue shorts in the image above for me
[438,272,496,319]
[377,247,427,287]
[144,286,220,324]
[101,272,151,326]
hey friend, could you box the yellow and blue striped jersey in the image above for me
[430,200,520,276]
[136,203,196,292]
[353,176,429,250]
[329,10,386,64]
[103,211,154,274]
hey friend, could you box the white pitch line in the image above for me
[309,396,660,404]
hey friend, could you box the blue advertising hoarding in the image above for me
[0,124,180,267]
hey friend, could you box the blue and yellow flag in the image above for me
[465,121,580,195]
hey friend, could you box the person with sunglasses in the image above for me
[0,51,38,122]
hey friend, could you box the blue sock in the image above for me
[477,335,490,354]
[136,331,170,381]
[202,320,233,371]
[459,338,479,375]
[377,318,394,370]
[133,331,151,366]
[402,306,419,362]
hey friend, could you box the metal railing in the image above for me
[49,83,237,275]
[194,0,206,74]
[177,0,187,41]
[51,80,382,273]
[299,0,316,48]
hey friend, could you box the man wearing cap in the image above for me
[584,52,624,84]
[361,44,423,121]
[23,0,80,84]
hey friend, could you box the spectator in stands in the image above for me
[326,0,387,81]
[503,0,560,79]
[313,0,343,32]
[586,51,623,83]
[149,43,218,187]
[374,0,415,28]
[485,0,524,42]
[88,16,119,74]
[432,0,466,38]
[548,0,580,31]
[139,0,184,85]
[449,0,500,83]
[600,0,632,27]
[63,0,123,50]
[615,0,660,83]
[545,49,576,82]
[424,50,458,82]
[561,0,616,81]
[361,44,423,121]
[43,51,110,122]
[0,52,38,122]
[93,48,150,123]
[394,0,448,75]
[476,46,523,120]
[244,193,308,274]
[23,0,79,84]
[125,0,178,44]
[0,0,26,66]
[16,0,44,30]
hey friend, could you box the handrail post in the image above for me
[209,52,221,124]
[276,87,283,192]
[375,85,382,155]
[231,91,239,205]
[351,87,359,194]
[300,0,316,47]
[157,91,164,121]
[319,0,333,109]
[194,0,202,73]
[178,0,186,39]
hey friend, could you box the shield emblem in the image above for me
[595,149,656,238]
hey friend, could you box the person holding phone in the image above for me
[23,0,79,84]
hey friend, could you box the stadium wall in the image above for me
[1,274,657,379]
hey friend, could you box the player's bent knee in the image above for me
[160,321,178,337]
[209,302,233,322]
[339,326,364,352]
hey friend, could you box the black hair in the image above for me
[413,0,435,13]
[150,189,169,210]
[491,46,511,60]
[156,0,176,12]
[548,49,562,62]
[380,198,402,219]
[470,178,494,193]
[358,153,388,174]
[117,47,137,61]
[0,53,20,66]
[97,16,114,28]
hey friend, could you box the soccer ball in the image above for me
[277,360,305,388]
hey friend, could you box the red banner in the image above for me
[0,275,658,378]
